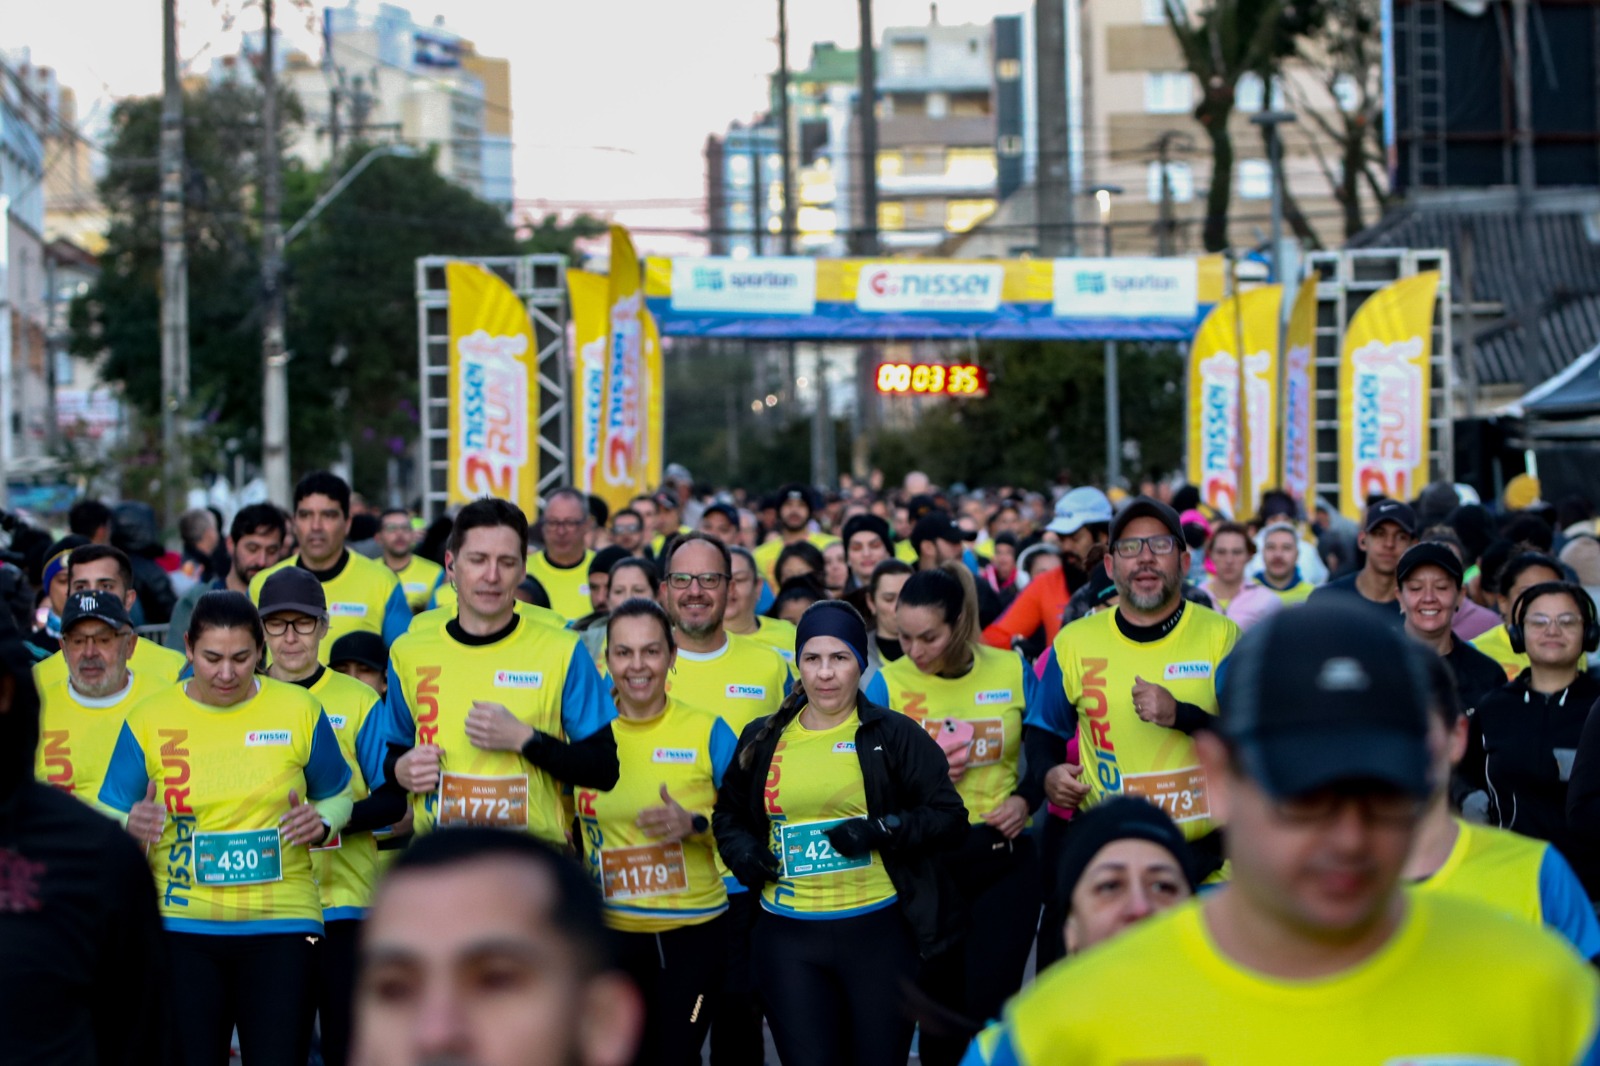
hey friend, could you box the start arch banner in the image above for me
[643,256,1207,342]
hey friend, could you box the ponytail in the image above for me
[897,561,979,675]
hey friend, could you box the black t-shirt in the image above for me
[1306,571,1404,629]
[1444,638,1513,710]
[0,783,171,1064]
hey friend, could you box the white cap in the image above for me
[1047,487,1113,535]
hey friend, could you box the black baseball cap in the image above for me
[1396,542,1463,586]
[329,631,387,674]
[911,511,976,551]
[61,589,131,632]
[1110,496,1185,542]
[1218,600,1432,799]
[1364,498,1418,536]
[701,502,740,529]
[259,567,328,619]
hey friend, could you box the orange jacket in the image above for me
[982,566,1072,649]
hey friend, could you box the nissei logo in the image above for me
[833,741,857,754]
[1164,661,1213,681]
[246,730,293,746]
[495,671,544,688]
[1075,271,1107,295]
[726,684,767,700]
[975,689,1014,705]
[652,747,698,764]
[326,715,348,730]
[329,603,368,618]
[857,264,1003,312]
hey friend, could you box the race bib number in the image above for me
[920,717,1006,767]
[599,842,689,900]
[438,772,529,829]
[778,819,873,879]
[194,828,284,886]
[1121,766,1210,823]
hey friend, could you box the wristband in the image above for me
[690,813,710,835]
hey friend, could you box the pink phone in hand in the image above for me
[936,718,975,757]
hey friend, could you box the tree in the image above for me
[518,212,606,260]
[1163,0,1324,251]
[282,143,517,489]
[73,82,296,495]
[1280,0,1390,238]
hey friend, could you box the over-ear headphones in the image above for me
[1507,581,1600,655]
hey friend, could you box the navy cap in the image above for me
[1110,496,1184,542]
[1396,542,1463,586]
[1219,600,1432,799]
[911,511,975,550]
[329,630,387,674]
[61,589,131,632]
[259,567,328,619]
[1365,498,1418,536]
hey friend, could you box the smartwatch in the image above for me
[690,813,711,835]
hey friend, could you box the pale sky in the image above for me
[8,0,1026,255]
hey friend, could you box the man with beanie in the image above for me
[0,602,171,1063]
[963,602,1600,1065]
[28,534,89,656]
[753,483,837,587]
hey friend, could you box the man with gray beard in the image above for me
[1022,497,1241,963]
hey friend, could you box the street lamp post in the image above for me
[1091,184,1123,487]
[262,143,417,504]
[1248,110,1297,284]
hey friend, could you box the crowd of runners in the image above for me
[4,464,1600,1065]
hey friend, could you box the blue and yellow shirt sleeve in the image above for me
[381,584,411,647]
[378,663,416,748]
[97,722,150,814]
[960,1023,1024,1066]
[708,717,739,789]
[306,712,354,801]
[355,695,389,789]
[560,641,618,741]
[863,673,889,707]
[1019,651,1039,707]
[1539,845,1600,960]
[1024,650,1073,739]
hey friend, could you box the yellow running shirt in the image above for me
[33,635,186,691]
[1263,578,1315,605]
[1413,818,1600,958]
[575,699,738,933]
[665,634,792,734]
[866,645,1032,823]
[742,616,798,663]
[390,555,444,612]
[963,894,1600,1066]
[753,533,839,587]
[409,599,567,634]
[35,669,170,803]
[761,711,897,919]
[97,677,354,935]
[306,667,386,921]
[525,549,595,621]
[1471,623,1529,681]
[251,552,411,659]
[1029,603,1239,840]
[378,615,616,844]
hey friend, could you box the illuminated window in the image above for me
[947,147,998,183]
[878,151,904,179]
[1237,159,1273,199]
[997,58,1021,80]
[946,199,995,232]
[879,202,906,231]
[1144,72,1193,114]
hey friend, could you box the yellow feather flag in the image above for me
[1186,285,1281,518]
[568,269,609,496]
[1337,272,1440,519]
[595,224,649,512]
[1280,276,1319,509]
[445,261,539,514]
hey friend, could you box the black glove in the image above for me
[729,849,782,891]
[824,816,896,858]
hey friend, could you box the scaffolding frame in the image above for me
[1304,248,1455,512]
[414,256,569,522]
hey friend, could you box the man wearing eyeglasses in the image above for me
[526,488,597,622]
[656,531,790,1066]
[377,509,443,614]
[1025,497,1241,904]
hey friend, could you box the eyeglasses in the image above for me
[1111,534,1182,558]
[263,616,320,636]
[1272,790,1423,828]
[612,523,642,535]
[1526,613,1584,633]
[666,571,729,590]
